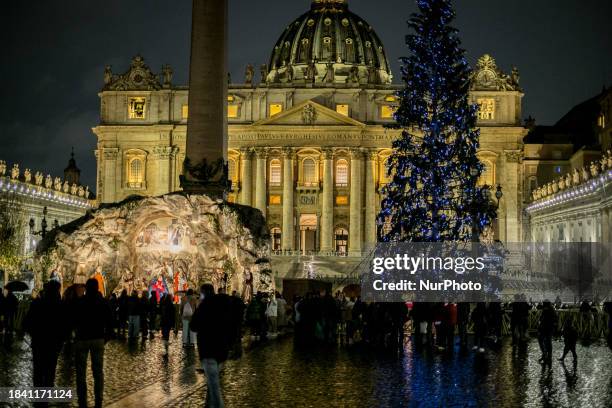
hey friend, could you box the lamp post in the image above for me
[29,206,49,239]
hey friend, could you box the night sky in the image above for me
[2,0,611,191]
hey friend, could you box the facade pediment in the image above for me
[252,100,366,127]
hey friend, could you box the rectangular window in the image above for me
[269,195,282,205]
[269,103,283,117]
[336,104,349,117]
[128,98,146,119]
[228,104,239,118]
[335,196,349,206]
[182,105,189,119]
[477,98,495,120]
[380,105,396,119]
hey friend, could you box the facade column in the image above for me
[282,148,295,251]
[503,150,522,242]
[349,148,364,255]
[364,149,377,246]
[320,148,334,252]
[254,148,267,216]
[240,148,253,206]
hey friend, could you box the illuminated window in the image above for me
[269,195,282,205]
[380,105,397,119]
[271,227,282,251]
[335,196,349,206]
[228,104,239,118]
[598,114,606,128]
[128,97,146,119]
[336,159,349,186]
[269,104,283,117]
[269,159,281,186]
[384,95,397,102]
[477,98,495,120]
[336,104,349,117]
[334,228,349,255]
[128,159,144,188]
[182,105,189,119]
[302,158,317,186]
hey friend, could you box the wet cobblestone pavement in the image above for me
[1,332,612,407]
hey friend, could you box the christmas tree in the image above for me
[378,0,496,243]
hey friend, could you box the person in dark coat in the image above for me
[457,302,471,347]
[191,284,236,408]
[118,289,129,338]
[159,294,176,356]
[471,302,488,352]
[23,281,69,397]
[538,300,557,364]
[72,279,112,408]
[559,320,578,364]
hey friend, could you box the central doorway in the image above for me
[299,214,318,255]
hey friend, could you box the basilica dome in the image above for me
[265,0,393,86]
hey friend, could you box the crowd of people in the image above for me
[0,288,19,334]
[3,280,612,408]
[16,280,242,408]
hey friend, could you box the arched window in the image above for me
[271,227,282,251]
[478,159,495,187]
[128,159,143,188]
[334,228,349,255]
[336,159,349,186]
[270,159,281,186]
[302,158,317,186]
[228,159,237,189]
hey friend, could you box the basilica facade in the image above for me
[94,0,526,279]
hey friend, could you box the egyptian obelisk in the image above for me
[181,0,228,198]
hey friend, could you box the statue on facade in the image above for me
[35,172,43,186]
[607,150,612,168]
[546,183,553,196]
[304,61,317,83]
[24,168,32,183]
[260,64,268,84]
[552,182,558,194]
[45,175,53,189]
[161,64,173,87]
[572,168,580,185]
[323,63,335,83]
[71,183,78,195]
[285,64,294,83]
[558,177,565,190]
[85,186,90,198]
[346,65,360,85]
[104,65,113,85]
[54,177,62,191]
[62,181,70,193]
[601,157,608,171]
[78,186,85,197]
[367,65,379,84]
[565,173,572,189]
[511,67,520,89]
[581,166,590,182]
[0,160,6,176]
[302,104,316,125]
[10,164,20,180]
[590,162,599,177]
[244,64,254,85]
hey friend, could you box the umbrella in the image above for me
[5,281,29,292]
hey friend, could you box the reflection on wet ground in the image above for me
[1,333,611,408]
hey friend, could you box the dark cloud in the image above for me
[2,0,611,191]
